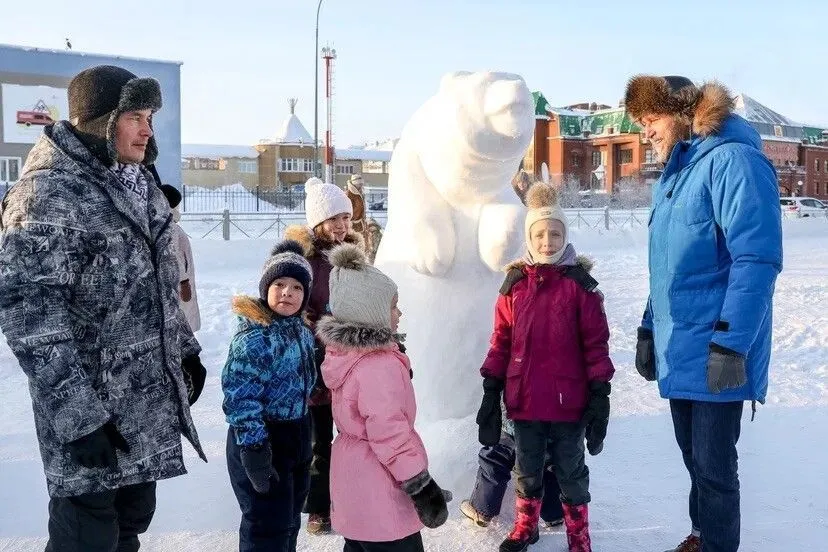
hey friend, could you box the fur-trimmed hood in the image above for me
[316,316,407,392]
[284,224,365,259]
[232,295,276,327]
[624,76,734,138]
[503,253,594,274]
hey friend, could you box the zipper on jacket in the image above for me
[146,214,177,401]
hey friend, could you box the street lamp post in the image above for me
[313,0,324,178]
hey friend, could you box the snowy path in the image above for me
[1,220,827,550]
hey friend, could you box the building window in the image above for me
[824,160,827,172]
[571,153,581,168]
[816,158,820,172]
[592,151,602,167]
[0,157,21,184]
[301,158,315,172]
[362,160,386,174]
[620,149,633,164]
[336,164,355,175]
[181,159,191,171]
[644,149,656,164]
[238,160,257,174]
[279,158,299,172]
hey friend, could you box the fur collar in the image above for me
[503,254,594,273]
[232,295,275,326]
[316,316,397,350]
[691,82,734,137]
[284,225,365,259]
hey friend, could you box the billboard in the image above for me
[2,83,69,144]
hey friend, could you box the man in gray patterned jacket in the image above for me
[0,65,207,552]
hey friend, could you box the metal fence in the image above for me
[177,208,654,240]
[180,185,389,213]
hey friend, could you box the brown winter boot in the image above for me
[499,496,542,552]
[306,514,332,535]
[664,534,701,552]
[562,503,592,552]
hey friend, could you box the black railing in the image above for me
[180,185,389,213]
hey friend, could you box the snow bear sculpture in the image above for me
[374,71,534,421]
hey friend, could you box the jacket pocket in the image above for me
[667,217,718,275]
[554,376,589,412]
[504,357,525,410]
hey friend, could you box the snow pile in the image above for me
[0,221,827,550]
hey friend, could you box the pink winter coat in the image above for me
[317,316,426,542]
[481,258,615,423]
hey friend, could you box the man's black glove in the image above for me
[635,327,656,381]
[707,343,747,394]
[401,471,450,529]
[476,377,504,447]
[240,443,279,494]
[67,422,130,470]
[580,381,611,456]
[181,354,207,405]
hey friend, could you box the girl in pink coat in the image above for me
[476,182,615,552]
[317,243,450,552]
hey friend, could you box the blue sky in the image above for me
[3,0,825,146]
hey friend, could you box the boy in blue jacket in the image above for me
[222,240,317,551]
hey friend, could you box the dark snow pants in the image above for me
[304,403,333,516]
[470,432,565,521]
[45,481,157,552]
[227,415,312,552]
[343,532,425,552]
[512,420,590,505]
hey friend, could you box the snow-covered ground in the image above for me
[1,219,826,551]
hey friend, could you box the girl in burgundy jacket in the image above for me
[476,182,614,552]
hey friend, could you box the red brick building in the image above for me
[525,91,828,201]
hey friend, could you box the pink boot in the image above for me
[499,496,542,552]
[562,503,592,552]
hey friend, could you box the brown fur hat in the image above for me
[624,75,701,122]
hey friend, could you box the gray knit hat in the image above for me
[259,240,313,310]
[328,243,398,329]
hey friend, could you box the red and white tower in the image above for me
[321,46,337,184]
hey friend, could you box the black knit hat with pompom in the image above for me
[259,240,313,308]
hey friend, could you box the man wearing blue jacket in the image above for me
[626,75,783,552]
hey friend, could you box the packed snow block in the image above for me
[374,71,534,421]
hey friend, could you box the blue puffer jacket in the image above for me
[222,296,316,446]
[642,83,783,403]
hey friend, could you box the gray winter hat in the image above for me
[259,240,313,310]
[328,243,398,329]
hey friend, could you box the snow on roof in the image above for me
[0,42,182,65]
[335,148,392,162]
[271,114,314,146]
[182,144,259,159]
[734,94,801,126]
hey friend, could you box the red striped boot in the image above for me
[562,503,592,552]
[499,496,542,552]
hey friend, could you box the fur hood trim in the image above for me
[316,316,397,350]
[503,254,594,273]
[231,295,274,326]
[283,225,365,259]
[624,76,734,137]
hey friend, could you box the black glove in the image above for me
[581,381,611,456]
[181,354,207,405]
[476,377,503,447]
[707,343,747,394]
[401,471,449,529]
[67,422,130,470]
[240,443,279,494]
[635,327,656,381]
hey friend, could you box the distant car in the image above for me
[17,111,54,127]
[780,197,828,218]
[370,198,388,211]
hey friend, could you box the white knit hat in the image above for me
[347,174,364,195]
[524,182,569,264]
[304,177,353,229]
[327,243,398,329]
